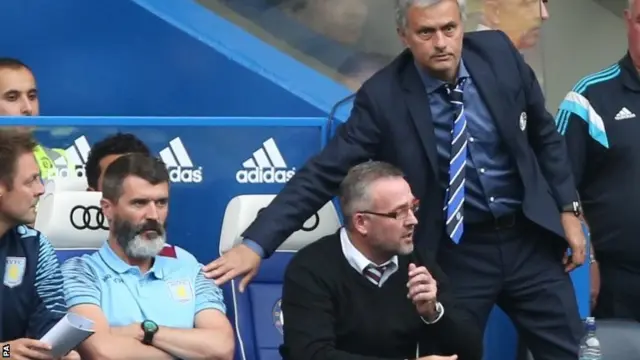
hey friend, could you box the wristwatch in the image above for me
[141,320,159,345]
[561,201,582,217]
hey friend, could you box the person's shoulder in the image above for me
[12,225,53,253]
[61,252,101,279]
[13,224,42,241]
[158,244,198,263]
[288,233,340,269]
[157,244,203,277]
[566,62,623,97]
[464,29,510,46]
[463,29,518,60]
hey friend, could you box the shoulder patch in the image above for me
[158,245,177,258]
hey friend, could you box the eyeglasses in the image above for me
[359,199,420,221]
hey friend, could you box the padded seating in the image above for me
[524,319,640,360]
[35,191,107,262]
[219,195,341,360]
[43,176,88,194]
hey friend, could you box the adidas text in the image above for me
[169,166,203,183]
[235,167,296,184]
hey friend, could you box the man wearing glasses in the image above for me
[280,161,482,360]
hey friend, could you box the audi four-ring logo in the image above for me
[69,205,109,230]
[257,207,319,232]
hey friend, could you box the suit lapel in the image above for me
[399,58,440,180]
[462,50,517,147]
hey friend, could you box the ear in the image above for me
[100,198,114,221]
[397,27,409,48]
[352,213,369,236]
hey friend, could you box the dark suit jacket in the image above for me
[244,30,578,257]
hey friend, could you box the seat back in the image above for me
[219,195,341,360]
[43,176,89,194]
[524,319,640,360]
[35,191,107,262]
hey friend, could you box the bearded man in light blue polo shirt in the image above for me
[61,153,235,360]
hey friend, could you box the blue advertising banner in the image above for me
[3,117,326,265]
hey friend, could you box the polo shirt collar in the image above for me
[98,241,166,279]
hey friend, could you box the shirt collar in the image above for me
[415,60,470,94]
[339,228,398,274]
[98,241,166,279]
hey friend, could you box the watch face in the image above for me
[143,321,158,333]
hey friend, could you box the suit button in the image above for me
[480,168,486,173]
[489,197,495,202]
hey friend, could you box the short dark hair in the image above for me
[339,161,404,221]
[101,153,169,202]
[0,129,38,190]
[86,133,151,190]
[0,58,32,72]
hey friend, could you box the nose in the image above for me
[34,179,45,197]
[540,1,550,20]
[433,32,447,49]
[145,203,159,221]
[20,96,32,115]
[405,208,419,226]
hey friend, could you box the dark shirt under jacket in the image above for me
[417,61,523,223]
[280,232,483,360]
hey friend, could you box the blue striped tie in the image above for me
[445,79,467,243]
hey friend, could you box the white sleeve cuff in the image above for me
[420,302,444,324]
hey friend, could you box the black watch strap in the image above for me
[141,320,158,345]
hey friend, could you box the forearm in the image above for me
[153,326,232,360]
[80,333,173,360]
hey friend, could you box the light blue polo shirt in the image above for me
[61,243,225,328]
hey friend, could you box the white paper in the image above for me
[40,313,95,357]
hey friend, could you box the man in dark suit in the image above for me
[281,161,481,360]
[205,0,585,358]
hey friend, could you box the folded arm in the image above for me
[282,260,402,360]
[61,258,173,360]
[150,271,234,360]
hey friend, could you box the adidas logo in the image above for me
[236,138,295,184]
[49,136,90,178]
[614,107,636,120]
[159,137,203,183]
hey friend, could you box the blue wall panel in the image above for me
[0,0,350,117]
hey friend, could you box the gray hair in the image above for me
[339,161,405,223]
[395,0,467,29]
